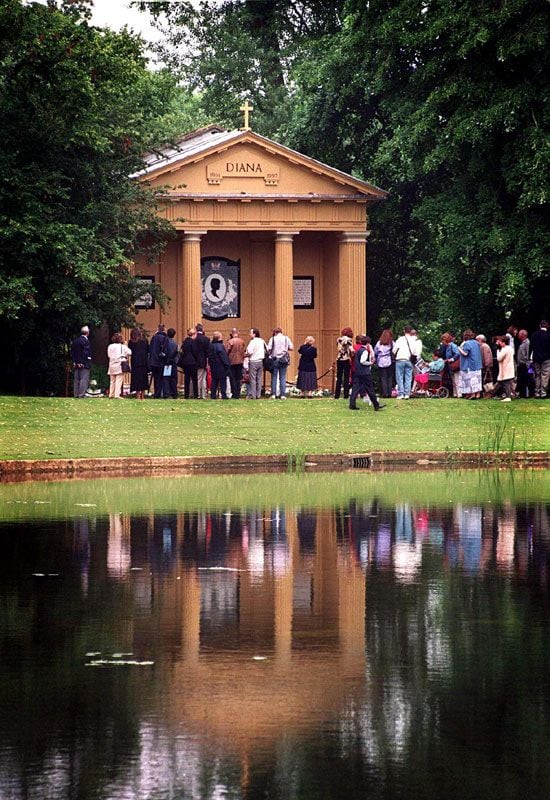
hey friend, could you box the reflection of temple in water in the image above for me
[155,509,366,748]
[95,498,550,796]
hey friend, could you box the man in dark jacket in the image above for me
[163,328,179,399]
[149,324,168,399]
[70,326,92,398]
[531,320,550,398]
[194,323,210,399]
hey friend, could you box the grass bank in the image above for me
[0,395,547,461]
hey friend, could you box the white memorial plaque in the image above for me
[293,277,314,309]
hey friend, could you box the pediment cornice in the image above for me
[138,129,387,202]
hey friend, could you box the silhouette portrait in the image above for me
[211,278,221,298]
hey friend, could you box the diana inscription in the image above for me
[207,160,280,186]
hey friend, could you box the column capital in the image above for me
[275,231,300,242]
[183,230,208,242]
[339,231,370,244]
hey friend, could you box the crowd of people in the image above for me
[335,322,550,404]
[70,319,550,404]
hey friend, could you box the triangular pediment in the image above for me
[138,129,387,203]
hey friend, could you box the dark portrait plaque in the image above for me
[293,276,314,309]
[135,276,155,310]
[201,256,241,321]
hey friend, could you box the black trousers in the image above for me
[516,363,534,398]
[163,368,177,399]
[211,368,228,399]
[378,365,394,397]
[349,372,379,409]
[229,363,243,398]
[183,366,198,399]
[151,366,165,398]
[335,360,351,399]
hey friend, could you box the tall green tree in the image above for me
[278,0,550,333]
[140,0,344,136]
[0,0,191,393]
[143,0,549,335]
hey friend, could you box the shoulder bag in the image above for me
[278,336,291,366]
[448,344,460,371]
[406,336,418,365]
[263,337,275,371]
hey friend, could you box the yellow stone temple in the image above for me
[133,122,387,382]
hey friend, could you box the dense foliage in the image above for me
[0,0,190,394]
[146,0,549,336]
[1,1,547,394]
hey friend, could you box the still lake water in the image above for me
[0,470,549,800]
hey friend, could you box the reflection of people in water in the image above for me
[210,278,221,298]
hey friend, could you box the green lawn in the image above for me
[0,395,548,461]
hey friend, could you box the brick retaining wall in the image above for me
[0,451,548,483]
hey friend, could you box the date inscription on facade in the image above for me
[207,160,280,186]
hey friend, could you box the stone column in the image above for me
[182,230,207,333]
[181,568,201,666]
[274,511,296,667]
[338,232,369,336]
[337,555,366,676]
[274,231,299,373]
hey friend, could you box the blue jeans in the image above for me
[271,362,288,397]
[395,360,413,397]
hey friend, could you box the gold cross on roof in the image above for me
[240,99,253,130]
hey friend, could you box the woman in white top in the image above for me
[267,327,293,399]
[373,328,394,397]
[245,328,267,399]
[496,336,515,401]
[107,332,131,399]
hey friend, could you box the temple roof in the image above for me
[136,126,387,201]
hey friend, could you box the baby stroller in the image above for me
[412,367,449,398]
